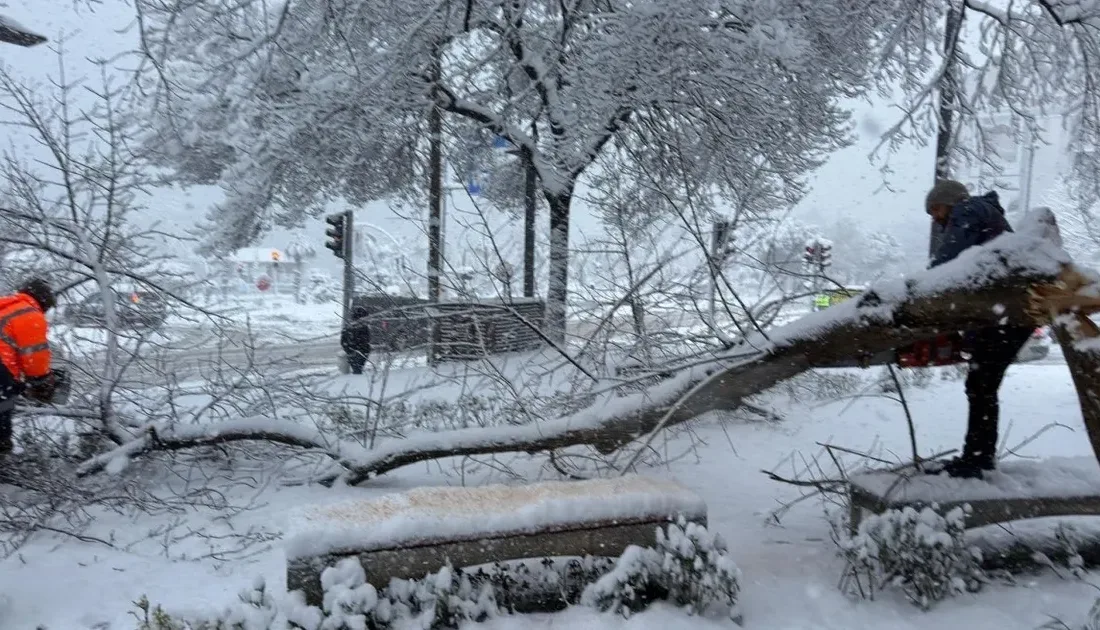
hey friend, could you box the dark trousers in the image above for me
[0,408,11,453]
[962,326,1034,465]
[347,351,368,375]
[0,363,18,453]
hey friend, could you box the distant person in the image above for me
[0,278,58,456]
[341,303,371,375]
[924,180,1031,478]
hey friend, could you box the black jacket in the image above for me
[930,191,1013,268]
[341,308,371,356]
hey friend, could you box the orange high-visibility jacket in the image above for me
[0,293,50,382]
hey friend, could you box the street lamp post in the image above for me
[0,15,46,47]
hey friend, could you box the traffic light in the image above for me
[803,242,817,266]
[324,212,346,259]
[818,241,832,269]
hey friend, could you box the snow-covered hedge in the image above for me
[132,519,741,629]
[582,517,742,623]
[835,504,985,610]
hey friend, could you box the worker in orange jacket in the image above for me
[0,278,57,455]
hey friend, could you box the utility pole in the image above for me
[1020,140,1036,214]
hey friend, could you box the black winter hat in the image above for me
[18,277,55,311]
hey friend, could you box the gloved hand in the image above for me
[22,373,56,404]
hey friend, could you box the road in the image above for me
[60,317,1069,392]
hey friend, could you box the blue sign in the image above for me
[465,169,489,196]
[492,136,511,150]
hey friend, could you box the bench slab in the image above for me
[285,475,707,606]
[848,456,1100,532]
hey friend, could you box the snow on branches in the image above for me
[133,0,898,336]
[76,211,1082,485]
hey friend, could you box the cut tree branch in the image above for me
[76,213,1086,486]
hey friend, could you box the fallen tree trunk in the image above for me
[78,210,1090,485]
[1050,311,1100,467]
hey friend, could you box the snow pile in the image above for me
[582,517,742,624]
[849,456,1100,504]
[836,505,984,610]
[284,475,706,560]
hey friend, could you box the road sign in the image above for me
[256,275,272,292]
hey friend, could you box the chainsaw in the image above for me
[895,333,968,368]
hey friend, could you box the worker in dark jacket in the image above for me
[925,180,1033,478]
[341,303,371,375]
[0,278,57,456]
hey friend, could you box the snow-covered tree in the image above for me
[285,237,316,304]
[133,0,897,339]
[871,0,1100,194]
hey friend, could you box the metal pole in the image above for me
[342,209,355,325]
[1020,141,1036,214]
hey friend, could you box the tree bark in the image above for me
[545,192,571,344]
[929,5,966,260]
[1051,312,1100,467]
[523,149,538,298]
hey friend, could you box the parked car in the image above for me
[1015,327,1051,363]
[64,289,169,330]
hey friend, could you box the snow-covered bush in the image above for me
[835,504,985,609]
[306,271,339,304]
[377,564,498,628]
[582,517,743,623]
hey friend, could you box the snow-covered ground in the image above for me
[2,359,1098,629]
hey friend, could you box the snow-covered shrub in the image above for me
[1054,522,1088,579]
[582,517,742,623]
[306,271,339,304]
[132,577,321,629]
[835,504,985,609]
[377,564,498,628]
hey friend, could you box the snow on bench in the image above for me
[848,456,1100,533]
[284,475,707,606]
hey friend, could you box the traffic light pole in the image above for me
[342,209,355,326]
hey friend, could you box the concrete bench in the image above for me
[848,456,1100,534]
[285,475,707,610]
